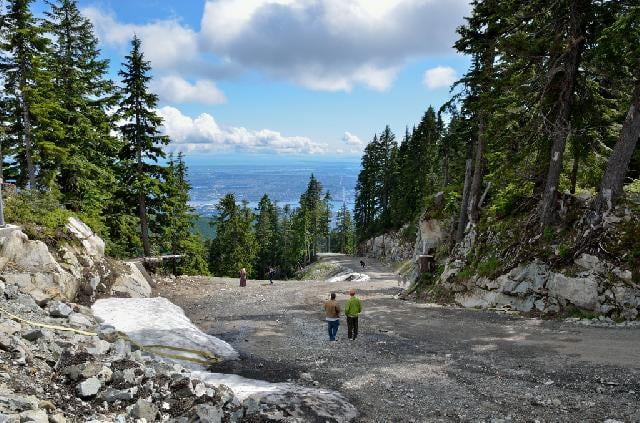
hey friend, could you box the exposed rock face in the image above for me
[0,219,152,305]
[450,256,639,320]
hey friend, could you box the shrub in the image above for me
[488,181,535,218]
[4,190,74,242]
[477,255,500,277]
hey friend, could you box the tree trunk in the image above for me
[442,146,449,188]
[136,143,151,257]
[19,89,36,190]
[593,79,640,213]
[570,147,579,195]
[456,159,473,243]
[468,121,487,224]
[539,0,588,228]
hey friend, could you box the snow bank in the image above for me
[92,297,358,422]
[92,297,239,361]
[327,270,370,283]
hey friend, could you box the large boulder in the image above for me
[545,274,599,310]
[66,217,105,258]
[111,262,152,298]
[0,227,62,273]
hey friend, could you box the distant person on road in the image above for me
[268,266,275,285]
[324,292,340,341]
[345,288,362,340]
[239,268,247,288]
[360,260,366,269]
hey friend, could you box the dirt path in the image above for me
[157,254,640,422]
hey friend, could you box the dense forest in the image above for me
[0,0,354,279]
[354,0,640,255]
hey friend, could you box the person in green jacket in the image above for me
[345,288,362,340]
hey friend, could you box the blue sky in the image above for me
[37,0,472,160]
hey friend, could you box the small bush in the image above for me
[488,181,534,218]
[4,190,74,242]
[477,255,500,277]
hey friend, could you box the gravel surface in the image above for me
[156,253,640,423]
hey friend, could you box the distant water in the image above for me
[186,158,360,216]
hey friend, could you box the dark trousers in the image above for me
[347,316,359,339]
[327,320,339,340]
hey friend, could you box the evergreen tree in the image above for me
[254,194,278,278]
[43,0,118,216]
[334,202,355,254]
[0,0,54,189]
[156,153,208,275]
[208,194,257,277]
[116,36,169,257]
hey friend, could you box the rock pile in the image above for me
[0,285,247,422]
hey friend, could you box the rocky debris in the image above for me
[450,256,640,321]
[0,280,266,422]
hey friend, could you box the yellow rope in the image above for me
[0,305,220,366]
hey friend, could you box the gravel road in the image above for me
[156,253,640,422]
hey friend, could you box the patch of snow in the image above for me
[327,270,370,283]
[92,297,239,361]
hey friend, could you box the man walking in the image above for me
[345,288,362,340]
[324,292,340,341]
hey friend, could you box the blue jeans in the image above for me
[327,320,339,340]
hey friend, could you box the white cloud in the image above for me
[83,7,200,71]
[423,66,457,90]
[197,0,470,92]
[158,106,327,154]
[152,76,226,105]
[342,131,363,146]
[85,1,469,93]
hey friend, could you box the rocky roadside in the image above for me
[0,278,248,422]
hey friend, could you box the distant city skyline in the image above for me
[33,0,471,158]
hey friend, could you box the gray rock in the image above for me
[0,319,21,335]
[100,388,137,403]
[15,294,39,311]
[0,333,14,351]
[243,396,261,416]
[85,339,110,356]
[194,404,223,423]
[28,290,50,307]
[21,330,44,342]
[48,414,67,423]
[66,217,105,258]
[0,413,20,423]
[113,339,130,356]
[547,274,599,310]
[0,393,38,412]
[18,409,48,423]
[48,302,73,318]
[111,262,152,298]
[3,284,18,300]
[96,325,118,342]
[68,313,92,328]
[128,399,158,422]
[76,377,101,398]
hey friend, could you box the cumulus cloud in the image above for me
[423,66,457,89]
[83,7,200,71]
[199,0,469,91]
[152,76,226,105]
[342,131,364,146]
[158,106,327,154]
